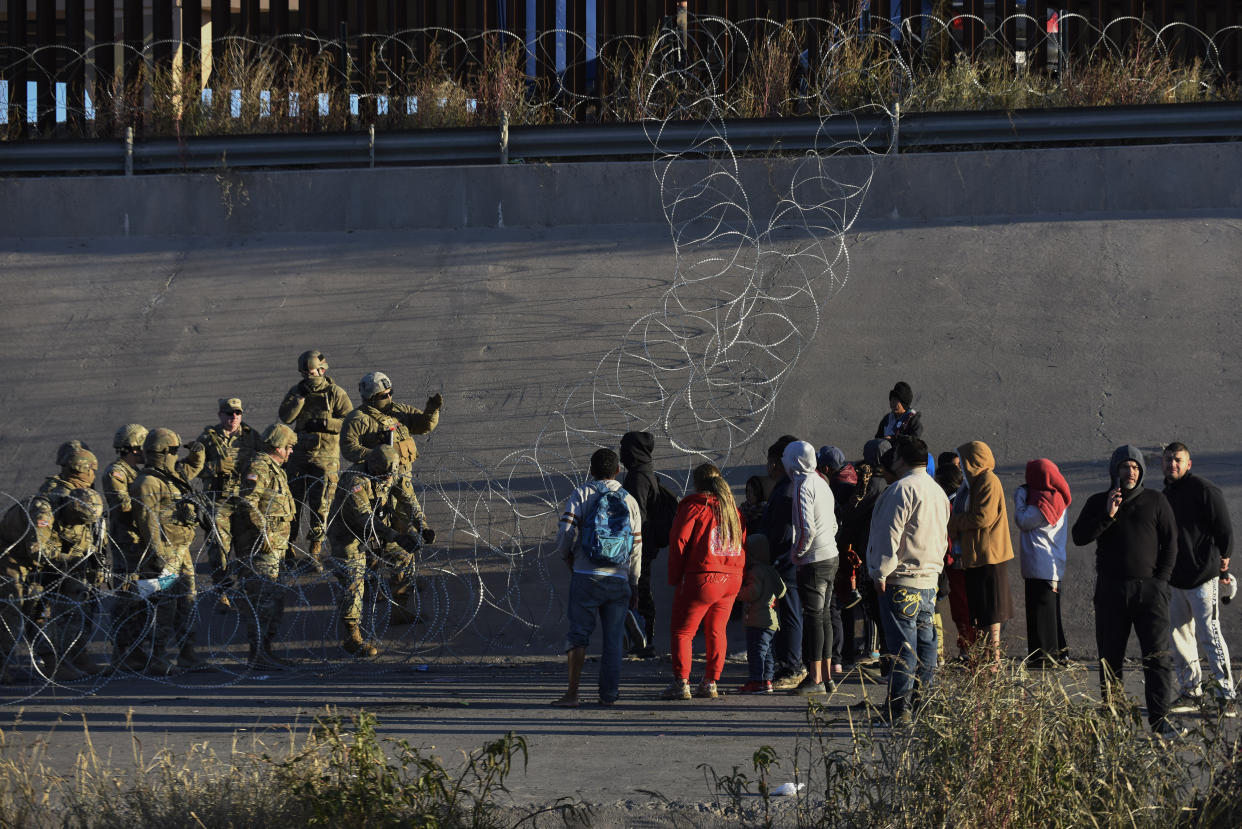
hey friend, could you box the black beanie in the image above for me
[889,381,913,409]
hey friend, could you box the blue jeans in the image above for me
[746,627,776,682]
[878,584,938,715]
[565,572,631,703]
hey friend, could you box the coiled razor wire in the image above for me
[0,22,895,701]
[0,14,1236,136]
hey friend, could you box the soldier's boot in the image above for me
[246,640,288,671]
[307,539,325,573]
[341,624,379,657]
[177,641,207,670]
[143,642,179,676]
[260,637,295,668]
[72,650,108,676]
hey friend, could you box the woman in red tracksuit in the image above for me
[661,463,746,700]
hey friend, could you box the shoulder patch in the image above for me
[111,468,127,480]
[245,473,259,481]
[36,520,50,528]
[351,484,365,493]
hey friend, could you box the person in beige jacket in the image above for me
[948,440,1014,665]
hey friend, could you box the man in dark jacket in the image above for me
[1161,442,1236,716]
[762,435,805,689]
[621,431,660,657]
[1072,445,1179,735]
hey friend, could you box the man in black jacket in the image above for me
[1162,442,1236,716]
[621,431,660,657]
[762,435,805,689]
[1072,445,1179,735]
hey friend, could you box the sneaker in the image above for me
[1214,699,1239,719]
[1169,693,1203,714]
[736,680,772,695]
[628,645,657,660]
[772,668,808,691]
[660,680,691,700]
[695,680,719,699]
[789,676,827,696]
[1152,719,1188,740]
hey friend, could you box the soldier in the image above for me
[102,423,156,673]
[131,428,206,674]
[341,372,441,622]
[233,423,297,670]
[328,446,433,655]
[194,397,262,609]
[30,448,109,680]
[32,484,108,682]
[279,350,353,570]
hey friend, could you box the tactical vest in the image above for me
[241,455,295,525]
[361,405,419,466]
[291,379,344,458]
[200,425,255,497]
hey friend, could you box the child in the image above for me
[736,535,786,694]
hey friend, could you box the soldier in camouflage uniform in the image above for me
[102,424,156,673]
[131,428,207,674]
[340,372,441,623]
[34,484,108,682]
[0,496,52,683]
[233,423,297,670]
[279,350,353,570]
[194,397,262,609]
[328,446,434,656]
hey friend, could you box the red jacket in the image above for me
[668,493,747,585]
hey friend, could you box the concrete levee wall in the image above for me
[2,142,1241,238]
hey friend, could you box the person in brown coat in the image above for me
[948,440,1014,664]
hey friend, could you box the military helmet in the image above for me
[262,422,298,450]
[61,488,103,524]
[143,428,182,456]
[63,449,99,475]
[113,423,149,451]
[299,350,329,374]
[55,440,90,467]
[358,371,393,401]
[366,445,400,476]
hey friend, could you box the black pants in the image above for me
[798,559,839,667]
[634,547,662,647]
[1094,577,1174,725]
[1024,578,1068,666]
[772,555,803,673]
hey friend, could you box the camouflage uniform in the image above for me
[30,482,107,679]
[193,419,262,586]
[340,391,440,535]
[234,446,295,660]
[0,499,48,680]
[279,375,352,562]
[131,430,206,669]
[103,426,152,670]
[328,455,427,636]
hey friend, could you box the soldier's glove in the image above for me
[395,534,420,555]
[426,393,444,413]
[420,527,436,545]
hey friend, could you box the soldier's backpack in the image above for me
[646,481,680,551]
[580,482,634,566]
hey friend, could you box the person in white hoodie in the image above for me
[782,440,839,695]
[1014,458,1072,669]
[866,437,949,721]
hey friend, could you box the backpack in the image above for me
[646,480,680,551]
[580,482,634,566]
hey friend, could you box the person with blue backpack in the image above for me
[551,448,644,708]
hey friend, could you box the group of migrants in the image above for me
[552,382,1235,736]
[0,350,445,681]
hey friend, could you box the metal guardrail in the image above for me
[1,103,1240,175]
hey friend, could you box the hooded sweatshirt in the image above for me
[1071,445,1177,581]
[620,431,658,537]
[948,441,1014,568]
[1164,471,1233,589]
[1015,459,1071,582]
[782,440,838,565]
[667,492,746,584]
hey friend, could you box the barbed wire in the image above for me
[0,25,883,697]
[1,14,1236,137]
